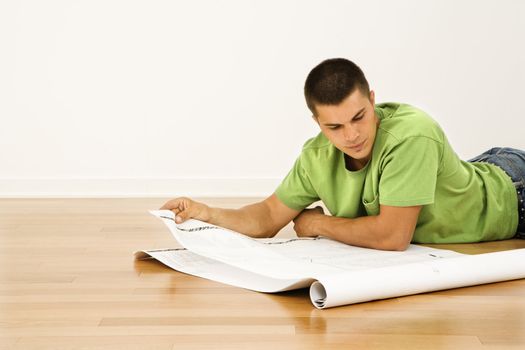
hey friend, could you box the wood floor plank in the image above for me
[1,325,296,337]
[11,334,484,350]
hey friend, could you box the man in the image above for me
[161,58,525,251]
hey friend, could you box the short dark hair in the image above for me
[304,58,370,115]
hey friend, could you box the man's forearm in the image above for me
[312,214,407,250]
[206,202,274,238]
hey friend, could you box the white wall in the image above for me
[1,0,523,197]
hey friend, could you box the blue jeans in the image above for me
[468,147,525,238]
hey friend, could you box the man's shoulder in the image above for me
[301,132,331,150]
[297,133,339,170]
[376,102,444,143]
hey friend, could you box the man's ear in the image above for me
[369,90,375,105]
[311,114,319,125]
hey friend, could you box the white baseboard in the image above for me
[0,178,281,198]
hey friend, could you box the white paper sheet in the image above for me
[135,248,314,292]
[135,210,525,308]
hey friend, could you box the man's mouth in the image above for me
[347,139,366,150]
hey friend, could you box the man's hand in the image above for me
[293,206,325,238]
[160,197,211,224]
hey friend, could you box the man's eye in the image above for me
[354,114,364,121]
[329,126,340,130]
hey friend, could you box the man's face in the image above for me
[314,89,378,170]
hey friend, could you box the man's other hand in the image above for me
[160,197,211,224]
[293,206,325,238]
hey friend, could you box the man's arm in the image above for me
[160,193,301,238]
[293,204,422,251]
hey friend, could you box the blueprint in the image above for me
[135,210,525,308]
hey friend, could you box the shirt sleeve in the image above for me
[379,136,442,206]
[275,155,320,211]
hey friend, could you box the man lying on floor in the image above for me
[161,58,525,251]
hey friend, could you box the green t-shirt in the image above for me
[275,102,518,243]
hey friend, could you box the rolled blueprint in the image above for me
[310,248,525,308]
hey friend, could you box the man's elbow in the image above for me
[253,230,276,239]
[253,226,279,239]
[388,241,410,251]
[378,232,412,251]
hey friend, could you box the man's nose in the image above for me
[343,125,359,142]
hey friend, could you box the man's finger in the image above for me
[170,207,182,215]
[159,199,180,210]
[159,198,199,224]
[175,210,189,223]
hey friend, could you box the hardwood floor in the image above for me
[1,198,524,349]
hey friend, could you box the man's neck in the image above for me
[344,154,368,171]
